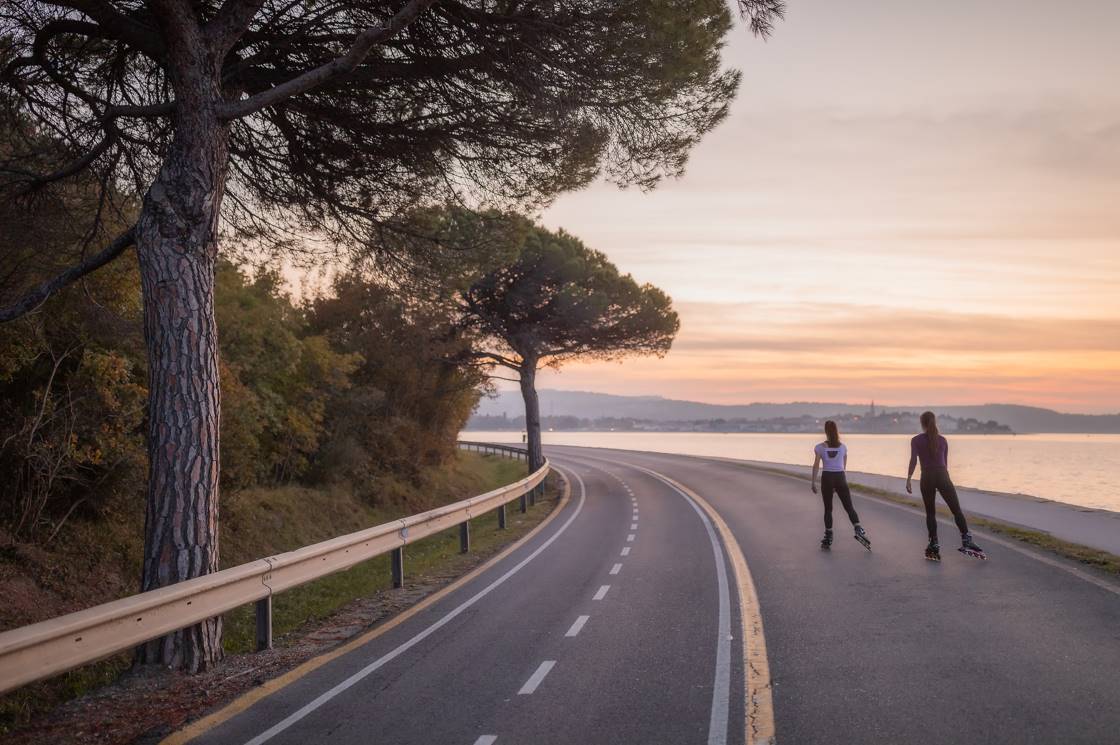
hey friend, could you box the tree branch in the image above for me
[8,126,117,195]
[217,0,438,120]
[205,0,266,56]
[39,0,166,60]
[0,226,136,323]
[465,350,521,370]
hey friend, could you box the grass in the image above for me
[221,456,554,652]
[0,452,552,735]
[738,462,1120,577]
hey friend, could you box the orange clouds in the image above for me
[526,0,1120,413]
[531,303,1120,412]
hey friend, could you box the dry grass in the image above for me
[0,452,543,735]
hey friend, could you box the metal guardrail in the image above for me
[0,443,547,695]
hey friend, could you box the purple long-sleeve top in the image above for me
[910,432,949,471]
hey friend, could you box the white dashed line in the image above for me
[518,661,556,695]
[610,563,622,575]
[473,737,497,745]
[239,468,589,745]
[630,522,638,529]
[593,585,611,600]
[621,547,631,556]
[627,533,635,542]
[565,615,590,637]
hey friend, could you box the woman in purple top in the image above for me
[906,411,985,561]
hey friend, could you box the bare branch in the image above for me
[0,226,136,323]
[218,0,438,120]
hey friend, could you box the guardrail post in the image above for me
[498,503,507,529]
[460,521,470,553]
[392,547,404,588]
[255,597,273,651]
[529,483,537,507]
[519,490,528,513]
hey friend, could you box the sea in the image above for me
[460,431,1120,513]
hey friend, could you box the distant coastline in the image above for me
[466,408,1012,435]
[470,390,1120,434]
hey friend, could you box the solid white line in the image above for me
[473,737,497,745]
[518,660,556,694]
[610,563,622,575]
[569,451,734,745]
[630,466,733,745]
[565,615,590,637]
[620,547,631,556]
[627,533,635,542]
[593,585,610,600]
[241,468,589,745]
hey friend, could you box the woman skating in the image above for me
[906,411,986,561]
[811,420,871,551]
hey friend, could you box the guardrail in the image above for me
[0,443,548,695]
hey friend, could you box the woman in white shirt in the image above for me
[811,420,871,550]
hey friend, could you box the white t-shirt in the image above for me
[814,442,847,472]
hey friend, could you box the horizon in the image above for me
[529,0,1120,415]
[481,387,1120,417]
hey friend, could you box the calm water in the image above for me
[462,430,1120,513]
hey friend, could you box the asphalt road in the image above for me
[182,446,1120,745]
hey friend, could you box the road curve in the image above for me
[172,445,1120,745]
[549,445,1120,745]
[180,453,746,745]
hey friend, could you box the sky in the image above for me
[526,0,1120,414]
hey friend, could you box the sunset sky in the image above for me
[529,0,1120,414]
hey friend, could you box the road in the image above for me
[177,446,1120,745]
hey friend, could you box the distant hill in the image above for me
[469,390,1120,433]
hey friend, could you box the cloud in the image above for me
[671,302,1120,354]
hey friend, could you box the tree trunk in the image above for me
[133,69,229,671]
[518,361,544,472]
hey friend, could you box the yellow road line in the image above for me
[161,474,571,745]
[651,471,777,745]
[559,450,776,745]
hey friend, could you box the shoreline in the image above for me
[462,430,1119,513]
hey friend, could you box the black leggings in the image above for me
[919,468,969,540]
[821,471,859,530]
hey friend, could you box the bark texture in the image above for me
[518,361,544,472]
[133,34,228,670]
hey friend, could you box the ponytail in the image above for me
[824,420,840,448]
[920,411,940,455]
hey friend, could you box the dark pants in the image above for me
[919,468,969,540]
[821,471,859,530]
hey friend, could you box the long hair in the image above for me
[920,411,940,455]
[824,420,840,448]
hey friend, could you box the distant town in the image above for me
[467,403,1014,435]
